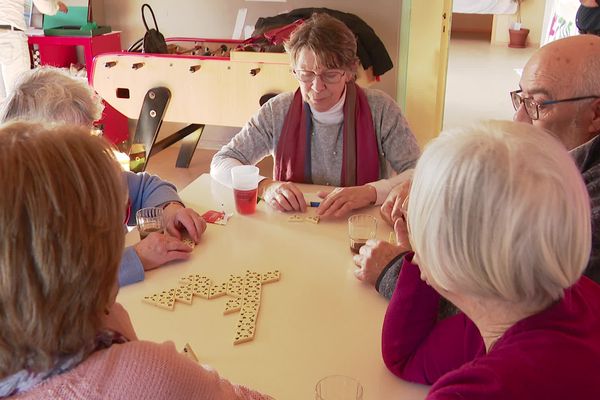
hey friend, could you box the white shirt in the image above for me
[0,0,59,31]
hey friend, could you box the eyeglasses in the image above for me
[293,69,345,84]
[510,89,600,120]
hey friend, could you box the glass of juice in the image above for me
[231,165,259,215]
[136,207,164,239]
[348,214,377,254]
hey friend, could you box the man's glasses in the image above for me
[510,89,600,120]
[293,69,345,84]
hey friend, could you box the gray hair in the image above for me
[284,13,359,78]
[0,67,103,126]
[408,121,591,310]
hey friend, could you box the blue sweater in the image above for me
[119,171,181,286]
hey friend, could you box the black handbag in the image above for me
[127,4,168,54]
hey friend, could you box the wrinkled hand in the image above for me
[57,1,68,13]
[394,217,411,250]
[316,185,377,218]
[353,217,412,286]
[262,180,306,212]
[163,203,206,243]
[380,179,411,227]
[134,232,192,271]
[353,240,407,286]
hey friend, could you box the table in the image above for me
[117,174,429,400]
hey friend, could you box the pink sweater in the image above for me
[12,304,270,400]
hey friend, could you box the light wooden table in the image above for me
[117,174,428,400]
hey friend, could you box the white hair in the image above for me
[408,121,591,310]
[0,66,103,126]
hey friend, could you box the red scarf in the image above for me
[274,82,379,186]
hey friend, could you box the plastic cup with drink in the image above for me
[231,165,260,215]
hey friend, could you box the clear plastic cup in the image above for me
[315,375,363,400]
[231,165,260,215]
[348,214,377,254]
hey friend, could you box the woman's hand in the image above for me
[380,180,411,227]
[261,179,307,212]
[316,185,377,218]
[162,203,206,243]
[134,232,192,271]
[353,240,407,286]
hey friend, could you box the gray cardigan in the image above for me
[211,88,420,187]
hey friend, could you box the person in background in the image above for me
[0,67,206,286]
[382,120,600,399]
[0,121,271,399]
[577,0,600,35]
[0,0,67,98]
[355,34,600,298]
[211,13,419,218]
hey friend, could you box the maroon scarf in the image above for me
[274,82,380,186]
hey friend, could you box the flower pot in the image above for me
[508,28,530,48]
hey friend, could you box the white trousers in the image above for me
[0,30,30,100]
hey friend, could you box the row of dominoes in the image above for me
[288,215,320,224]
[142,270,280,312]
[142,270,280,345]
[234,271,263,345]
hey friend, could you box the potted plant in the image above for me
[509,0,530,48]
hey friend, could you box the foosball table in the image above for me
[92,37,375,170]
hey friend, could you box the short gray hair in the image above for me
[408,121,591,310]
[0,66,103,126]
[284,13,359,77]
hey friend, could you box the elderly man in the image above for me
[354,34,600,298]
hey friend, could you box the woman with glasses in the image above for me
[381,121,600,399]
[211,13,419,217]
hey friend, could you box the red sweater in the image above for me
[382,256,600,399]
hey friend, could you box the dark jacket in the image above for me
[253,8,393,77]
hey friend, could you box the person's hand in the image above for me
[163,203,206,243]
[316,185,377,218]
[380,179,411,227]
[57,1,68,13]
[261,179,307,212]
[134,232,192,271]
[353,217,412,286]
[353,240,407,286]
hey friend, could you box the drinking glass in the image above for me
[231,165,259,215]
[348,214,377,254]
[136,207,164,239]
[315,375,363,400]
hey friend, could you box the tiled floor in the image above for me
[443,33,536,130]
[145,145,274,191]
[147,34,538,190]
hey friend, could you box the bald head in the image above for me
[515,35,600,150]
[526,34,600,97]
